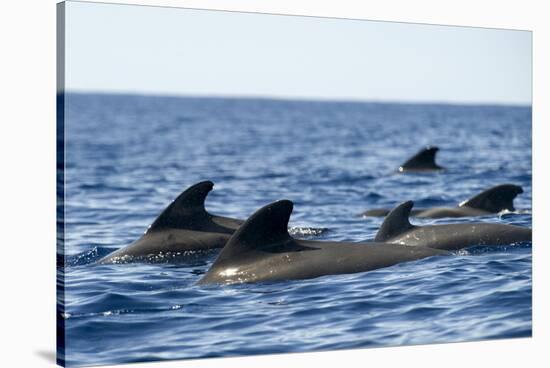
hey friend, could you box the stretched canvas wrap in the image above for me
[56,1,532,367]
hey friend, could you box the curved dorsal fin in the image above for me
[374,201,415,241]
[147,181,214,232]
[459,184,523,213]
[399,146,442,171]
[212,200,294,263]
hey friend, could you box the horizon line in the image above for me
[62,89,532,108]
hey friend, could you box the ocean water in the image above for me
[58,93,532,367]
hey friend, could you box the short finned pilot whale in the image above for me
[98,181,244,264]
[362,184,524,218]
[374,200,532,251]
[199,199,531,285]
[98,181,326,264]
[398,146,443,172]
[198,200,449,285]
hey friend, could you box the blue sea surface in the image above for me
[59,93,532,367]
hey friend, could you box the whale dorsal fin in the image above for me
[399,146,442,171]
[374,201,415,241]
[147,181,214,232]
[459,184,523,213]
[213,200,294,263]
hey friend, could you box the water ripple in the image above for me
[61,94,531,366]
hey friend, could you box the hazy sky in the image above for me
[64,1,532,105]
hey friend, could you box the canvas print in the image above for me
[57,1,532,367]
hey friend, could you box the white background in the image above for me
[0,1,547,367]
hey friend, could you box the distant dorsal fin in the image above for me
[147,181,214,232]
[459,184,523,213]
[374,201,415,242]
[212,200,294,263]
[399,146,443,171]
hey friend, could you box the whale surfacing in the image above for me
[398,146,443,172]
[199,198,532,285]
[198,200,448,285]
[98,181,243,264]
[375,200,532,250]
[361,184,524,219]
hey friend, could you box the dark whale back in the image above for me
[459,184,523,213]
[98,181,243,264]
[200,200,447,285]
[361,184,525,219]
[210,200,296,264]
[399,146,443,172]
[374,200,532,250]
[146,180,239,235]
[374,201,415,241]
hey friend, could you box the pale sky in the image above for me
[64,0,532,105]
